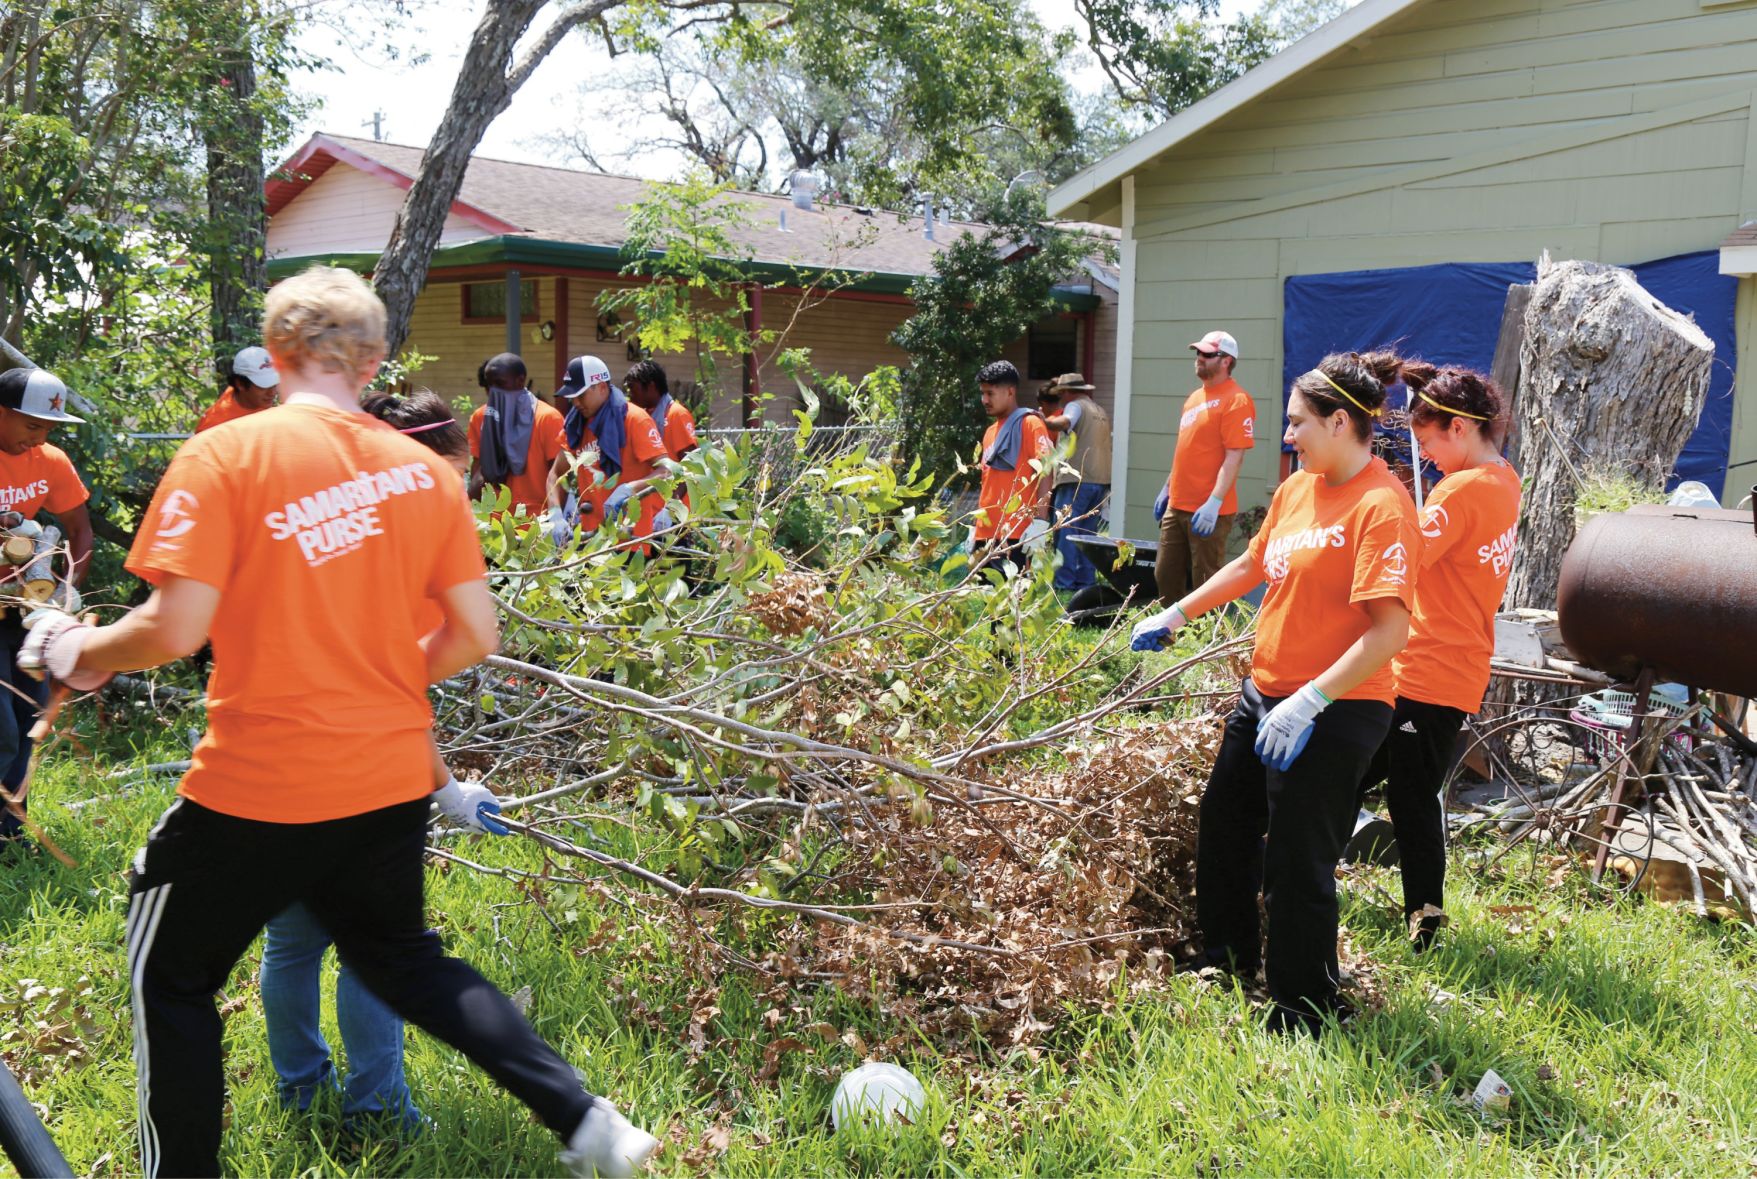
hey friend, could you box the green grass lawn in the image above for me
[6,726,1757,1178]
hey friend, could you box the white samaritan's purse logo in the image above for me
[1420,503,1449,539]
[1379,541,1409,585]
[155,490,199,540]
[1242,416,1255,438]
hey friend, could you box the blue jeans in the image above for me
[0,621,48,841]
[1050,482,1110,591]
[259,902,422,1130]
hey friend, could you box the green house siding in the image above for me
[1107,0,1757,537]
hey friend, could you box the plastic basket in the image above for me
[1567,688,1693,761]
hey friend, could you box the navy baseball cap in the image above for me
[556,355,612,399]
[0,368,85,424]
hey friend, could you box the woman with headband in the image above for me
[1356,367,1519,950]
[1132,352,1419,1034]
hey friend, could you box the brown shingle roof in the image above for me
[1722,221,1757,249]
[314,133,1006,278]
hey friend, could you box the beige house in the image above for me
[266,134,1118,429]
[1051,0,1757,538]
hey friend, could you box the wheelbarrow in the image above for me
[1064,535,1161,626]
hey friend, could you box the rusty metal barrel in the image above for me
[1557,503,1757,697]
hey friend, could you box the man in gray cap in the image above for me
[0,367,91,849]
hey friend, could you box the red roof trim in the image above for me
[263,133,525,235]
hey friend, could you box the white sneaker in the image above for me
[560,1103,660,1178]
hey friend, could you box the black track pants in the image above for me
[126,797,595,1177]
[1358,695,1466,929]
[1195,680,1392,1027]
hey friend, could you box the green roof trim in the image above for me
[267,235,1103,310]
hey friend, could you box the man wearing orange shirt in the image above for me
[1154,329,1256,604]
[0,367,93,850]
[543,355,675,545]
[18,269,656,1176]
[972,360,1052,570]
[197,345,280,432]
[624,360,698,463]
[467,352,566,519]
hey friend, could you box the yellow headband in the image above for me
[1310,370,1381,419]
[1416,388,1492,422]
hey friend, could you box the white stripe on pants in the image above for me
[126,882,171,1178]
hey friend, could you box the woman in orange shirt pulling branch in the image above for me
[1358,367,1520,950]
[1132,353,1420,1035]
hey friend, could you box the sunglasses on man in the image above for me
[1194,349,1223,359]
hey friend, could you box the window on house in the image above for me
[1026,318,1078,379]
[461,279,539,323]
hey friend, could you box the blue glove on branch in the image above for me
[604,484,636,521]
[1254,683,1331,771]
[1191,495,1223,537]
[433,776,509,835]
[1130,604,1187,652]
[545,506,573,546]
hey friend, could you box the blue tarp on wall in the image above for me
[1281,251,1738,490]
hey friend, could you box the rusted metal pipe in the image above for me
[1557,504,1757,698]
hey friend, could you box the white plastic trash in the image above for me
[831,1062,927,1131]
[1471,1069,1512,1115]
[1668,481,1720,509]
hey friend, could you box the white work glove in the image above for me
[545,506,573,547]
[432,775,509,835]
[1130,603,1187,652]
[1191,495,1223,537]
[17,608,112,691]
[1254,682,1331,771]
[1152,485,1169,522]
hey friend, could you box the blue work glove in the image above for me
[1254,683,1331,771]
[604,484,635,521]
[1152,485,1169,522]
[1191,495,1223,537]
[433,776,509,835]
[1130,603,1187,652]
[545,506,573,546]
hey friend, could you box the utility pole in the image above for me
[365,110,386,141]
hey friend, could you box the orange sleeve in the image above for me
[1415,475,1470,571]
[632,415,667,465]
[1221,392,1257,450]
[468,407,484,459]
[666,408,699,456]
[424,469,488,598]
[1350,495,1418,610]
[540,407,566,465]
[41,448,89,514]
[125,445,235,590]
[1026,416,1054,476]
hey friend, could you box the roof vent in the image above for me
[923,201,935,241]
[790,171,817,211]
[779,207,790,233]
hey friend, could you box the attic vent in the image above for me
[790,171,817,211]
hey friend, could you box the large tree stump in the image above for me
[1503,253,1713,611]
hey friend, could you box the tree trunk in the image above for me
[204,8,267,370]
[1503,253,1713,612]
[374,0,548,358]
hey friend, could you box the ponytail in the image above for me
[1291,352,1387,442]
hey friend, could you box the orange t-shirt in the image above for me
[569,403,668,537]
[657,401,699,461]
[197,389,269,433]
[125,402,487,823]
[0,444,88,520]
[1394,460,1522,713]
[1246,456,1419,704]
[468,397,566,518]
[975,412,1053,542]
[1166,379,1256,514]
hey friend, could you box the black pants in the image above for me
[0,620,48,842]
[126,796,595,1177]
[1358,695,1466,934]
[1196,680,1392,1029]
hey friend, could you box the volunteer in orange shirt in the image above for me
[1154,330,1256,603]
[197,345,280,432]
[0,367,92,852]
[972,360,1052,570]
[625,359,698,462]
[543,355,674,546]
[1132,352,1419,1035]
[1357,367,1519,950]
[468,352,565,518]
[18,267,656,1177]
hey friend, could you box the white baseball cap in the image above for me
[556,354,613,399]
[232,346,281,389]
[0,368,86,424]
[1188,330,1240,359]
